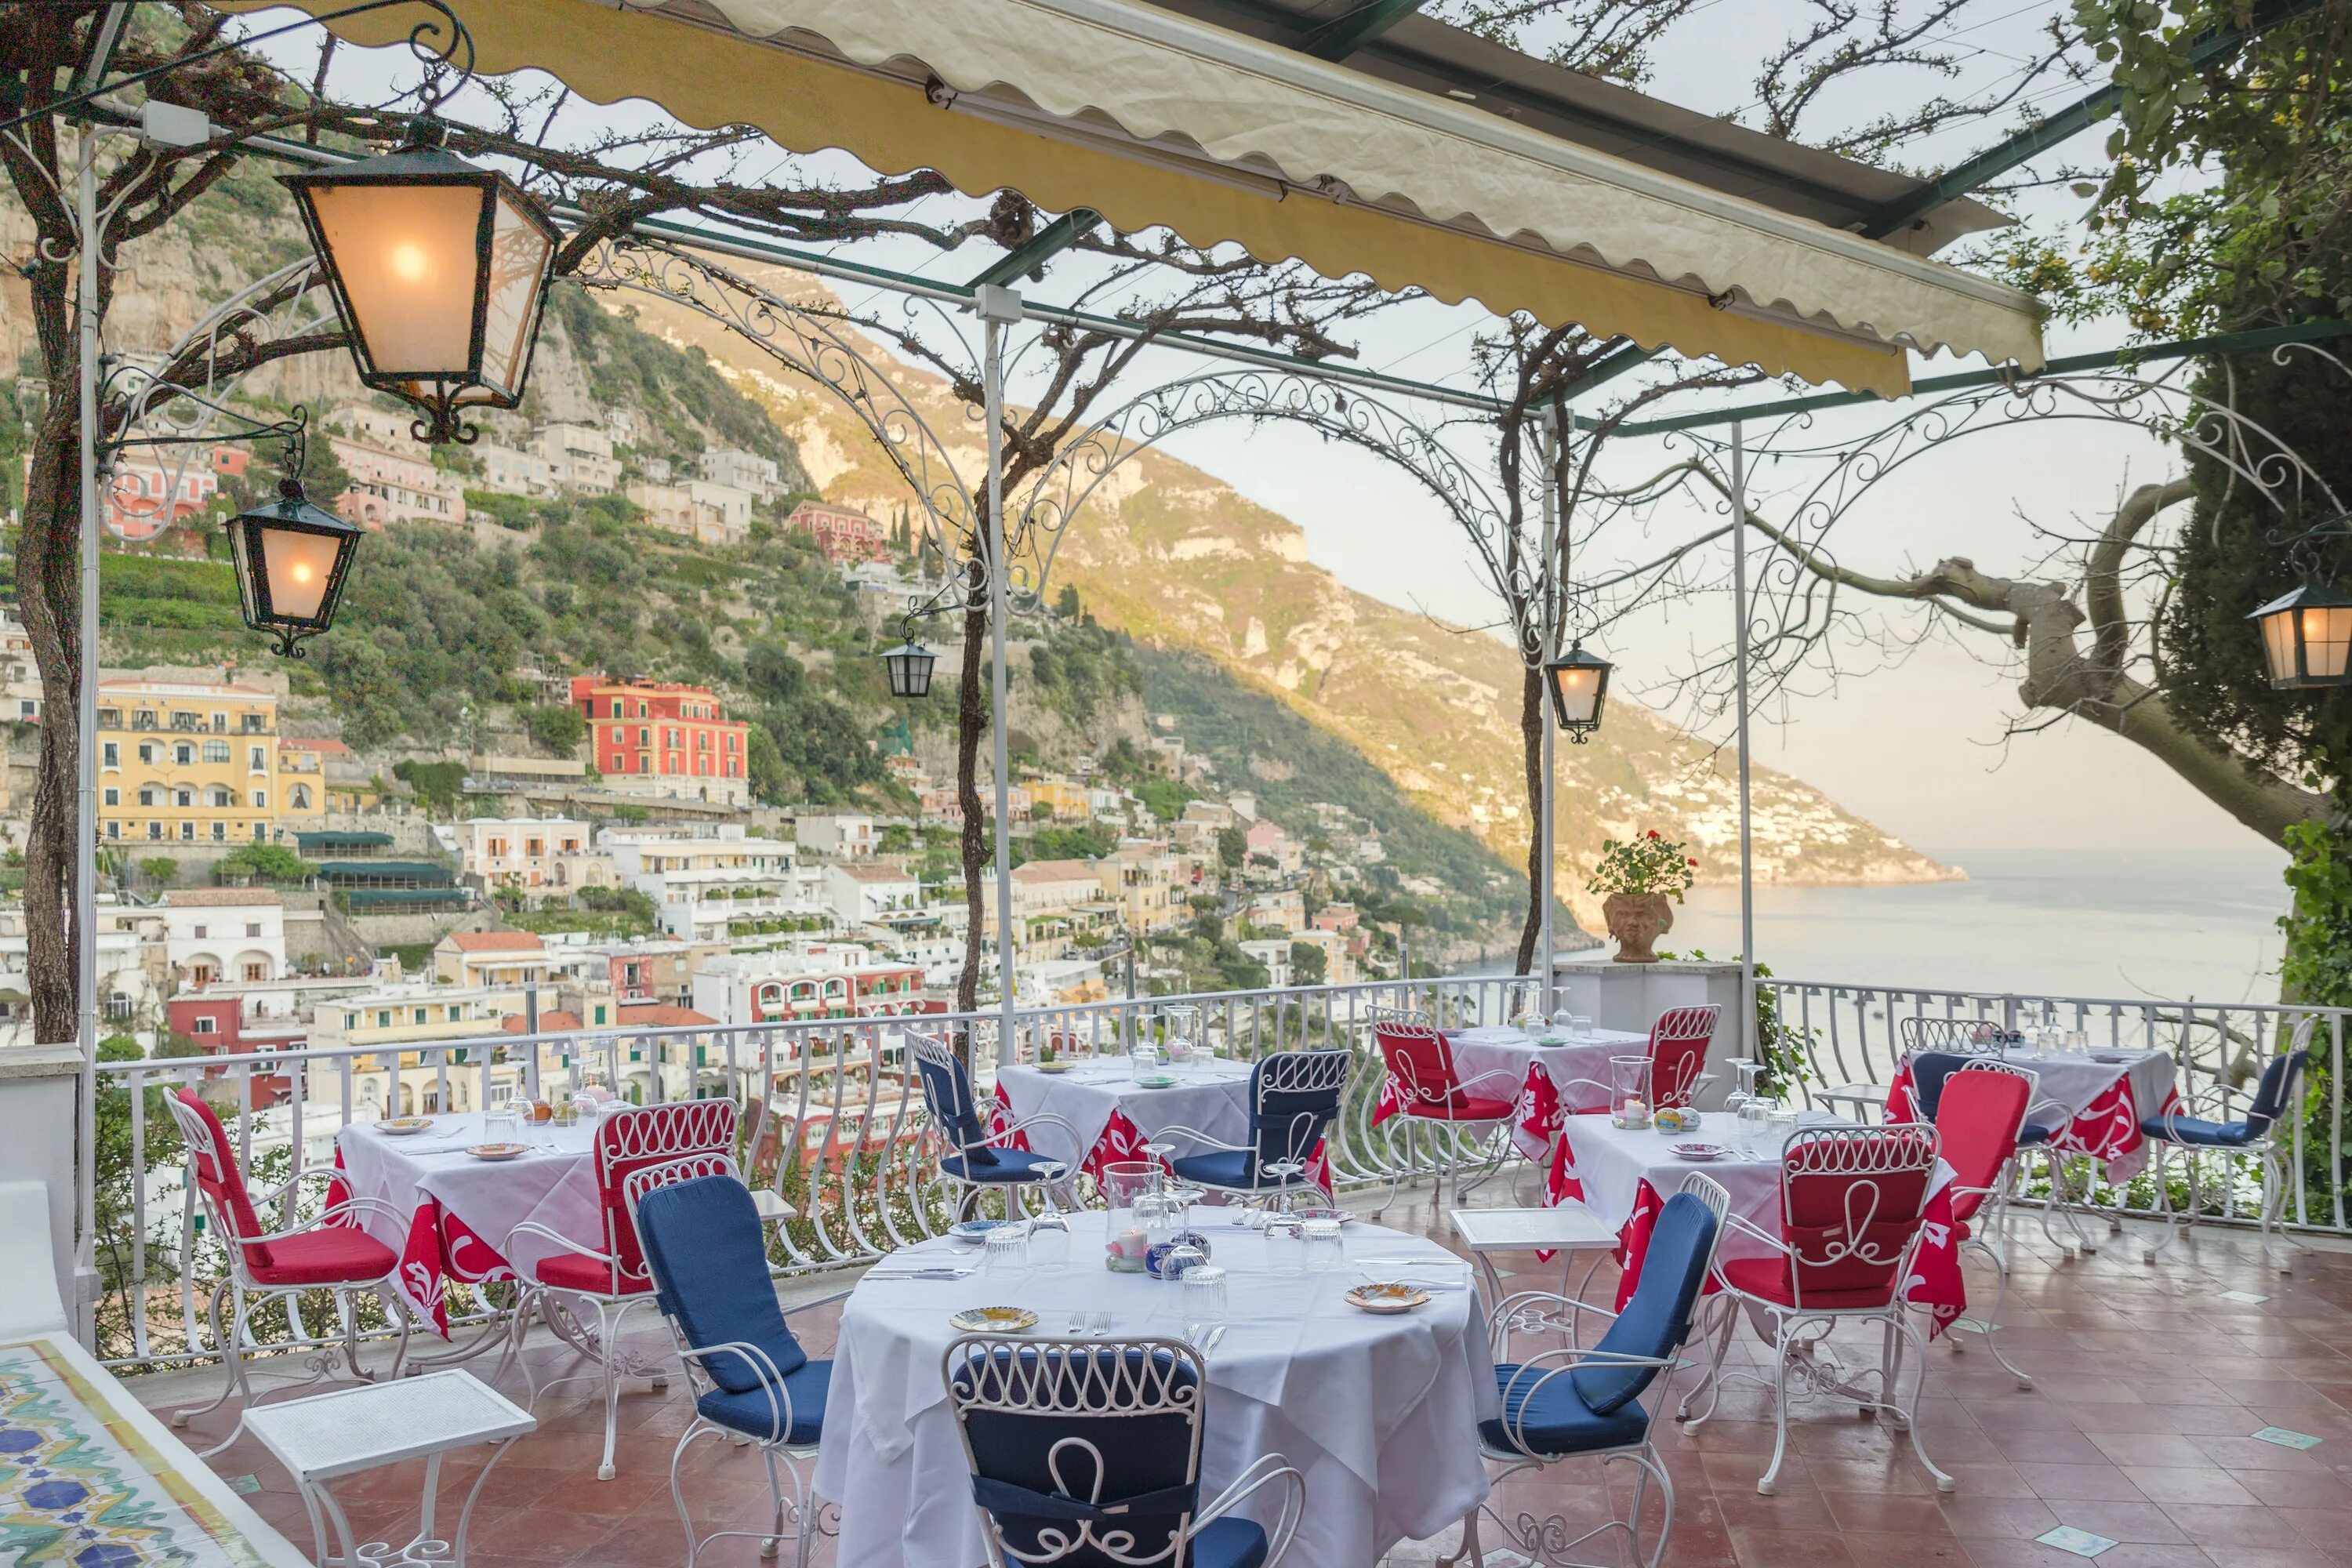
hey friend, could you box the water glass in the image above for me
[1737,1100,1770,1156]
[1301,1217,1344,1272]
[983,1223,1031,1280]
[1180,1265,1229,1323]
[483,1105,519,1146]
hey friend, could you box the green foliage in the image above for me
[1587,830,1699,901]
[138,856,178,888]
[1287,939,1327,985]
[214,843,314,884]
[91,1033,184,1362]
[393,758,467,815]
[1217,825,1247,870]
[521,702,586,756]
[1011,824,1116,866]
[1020,620,1144,730]
[2280,820,2352,1004]
[1135,777,1193,822]
[548,290,809,484]
[611,803,651,825]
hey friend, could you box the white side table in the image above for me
[1451,1202,1621,1307]
[243,1370,535,1568]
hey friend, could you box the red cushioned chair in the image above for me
[1683,1123,1951,1497]
[1930,1059,2037,1390]
[164,1087,408,1454]
[1646,1004,1722,1109]
[499,1099,737,1480]
[1374,1012,1519,1210]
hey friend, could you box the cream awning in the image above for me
[280,0,2049,395]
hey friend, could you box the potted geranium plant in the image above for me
[1587,830,1698,964]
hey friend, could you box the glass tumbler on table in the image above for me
[1181,1264,1229,1323]
[983,1222,1031,1281]
[1301,1217,1344,1273]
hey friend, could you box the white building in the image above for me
[1240,938,1294,989]
[686,478,754,533]
[605,824,818,941]
[823,861,921,926]
[455,816,610,893]
[474,439,558,496]
[537,422,621,492]
[796,813,877,858]
[691,942,927,1025]
[699,448,781,499]
[159,887,287,989]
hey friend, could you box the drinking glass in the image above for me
[1102,1160,1157,1232]
[483,1103,519,1147]
[983,1223,1030,1281]
[1502,981,1539,1033]
[2066,1029,2090,1056]
[1130,1040,1160,1081]
[1301,1217,1344,1272]
[1610,1055,1653,1127]
[1181,1265,1229,1323]
[1737,1099,1770,1156]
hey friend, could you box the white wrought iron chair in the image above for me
[164,1087,412,1456]
[2139,1047,2307,1272]
[909,1029,1077,1228]
[1159,1048,1352,1208]
[944,1334,1305,1568]
[1927,1058,2039,1389]
[1443,1173,1730,1568]
[1681,1122,1954,1497]
[1370,1010,1521,1211]
[495,1098,737,1480]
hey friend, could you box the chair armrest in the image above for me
[1149,1123,1248,1155]
[247,1166,351,1209]
[1719,1212,1791,1254]
[676,1339,794,1445]
[1192,1453,1305,1566]
[1489,1287,1621,1359]
[1490,1349,1676,1457]
[503,1219,615,1264]
[1450,1065,1528,1099]
[985,1111,1081,1152]
[239,1195,404,1245]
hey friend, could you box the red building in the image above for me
[571,674,751,805]
[785,500,893,565]
[167,996,307,1106]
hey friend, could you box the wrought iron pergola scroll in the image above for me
[574,238,990,608]
[1577,353,2346,723]
[1011,369,1542,657]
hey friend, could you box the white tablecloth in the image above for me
[1447,1026,1650,1160]
[814,1211,1498,1568]
[995,1059,1255,1173]
[336,1112,601,1318]
[1924,1047,2175,1126]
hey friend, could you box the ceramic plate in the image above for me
[949,1305,1040,1333]
[2092,1052,2130,1064]
[466,1142,532,1161]
[374,1117,434,1135]
[949,1219,1012,1243]
[1036,1061,1076,1074]
[1345,1283,1432,1315]
[1671,1142,1732,1161]
[1134,1074,1180,1089]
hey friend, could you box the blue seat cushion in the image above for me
[1573,1190,1715,1415]
[1481,1364,1650,1457]
[2141,1115,2257,1148]
[942,1146,1062,1183]
[635,1175,808,1394]
[1167,1150,1315,1190]
[695,1356,831,1446]
[1188,1519,1270,1568]
[2016,1117,2062,1146]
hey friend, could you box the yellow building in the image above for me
[97,678,279,847]
[1023,776,1092,822]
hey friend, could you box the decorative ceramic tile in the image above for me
[2037,1526,2118,1558]
[2253,1426,2322,1450]
[0,1339,274,1566]
[2218,1290,2270,1305]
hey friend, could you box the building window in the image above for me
[251,790,266,808]
[173,742,194,766]
[102,787,118,807]
[242,963,265,982]
[105,822,118,840]
[376,1010,392,1029]
[138,742,155,764]
[249,746,266,771]
[179,822,194,842]
[210,786,234,808]
[210,822,225,841]
[241,713,266,733]
[245,923,262,938]
[193,924,208,939]
[192,1016,217,1035]
[175,789,192,808]
[211,712,227,731]
[101,742,117,768]
[147,823,161,840]
[203,739,230,764]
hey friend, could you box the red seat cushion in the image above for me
[245,1227,397,1287]
[1719,1254,1900,1311]
[1399,1095,1517,1123]
[535,1249,652,1296]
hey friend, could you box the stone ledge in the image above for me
[0,1044,93,1081]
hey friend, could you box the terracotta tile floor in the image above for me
[137,1187,2352,1567]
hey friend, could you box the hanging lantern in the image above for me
[881,638,938,699]
[284,126,558,445]
[1544,642,1613,741]
[227,477,364,658]
[2249,583,2352,689]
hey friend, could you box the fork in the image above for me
[1090,1311,1112,1338]
[1067,1311,1087,1336]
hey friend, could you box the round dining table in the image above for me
[813,1209,1498,1568]
[1443,1023,1652,1162]
[334,1112,600,1334]
[1885,1044,2179,1179]
[989,1057,1258,1181]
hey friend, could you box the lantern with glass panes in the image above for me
[880,616,940,699]
[226,428,363,659]
[2250,583,2352,690]
[284,123,558,445]
[1543,643,1613,742]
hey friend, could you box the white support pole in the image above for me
[978,287,1020,1065]
[1730,423,1756,1065]
[74,137,103,1338]
[1536,409,1559,1011]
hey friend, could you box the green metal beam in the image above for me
[1602,319,2352,437]
[1300,0,1432,60]
[964,207,1102,290]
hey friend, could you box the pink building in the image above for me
[331,436,467,529]
[786,500,893,564]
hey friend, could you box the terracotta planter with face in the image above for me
[1602,891,1673,964]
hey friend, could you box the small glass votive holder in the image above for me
[983,1222,1031,1279]
[1180,1264,1229,1321]
[1301,1217,1344,1272]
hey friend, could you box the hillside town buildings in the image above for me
[571,674,751,806]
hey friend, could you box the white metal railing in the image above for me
[1764,978,2342,1232]
[88,975,1526,1370]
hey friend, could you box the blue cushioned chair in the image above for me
[1163,1050,1352,1207]
[2139,1048,2306,1270]
[945,1336,1303,1568]
[912,1029,1079,1226]
[1450,1174,1729,1568]
[634,1170,834,1568]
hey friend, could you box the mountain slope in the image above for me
[616,268,1955,928]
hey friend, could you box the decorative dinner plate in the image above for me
[1134,1074,1181,1089]
[1036,1061,1076,1074]
[1345,1283,1431,1315]
[466,1142,532,1161]
[949,1306,1040,1333]
[1670,1142,1732,1161]
[2091,1052,2130,1064]
[374,1117,434,1134]
[949,1219,1012,1243]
